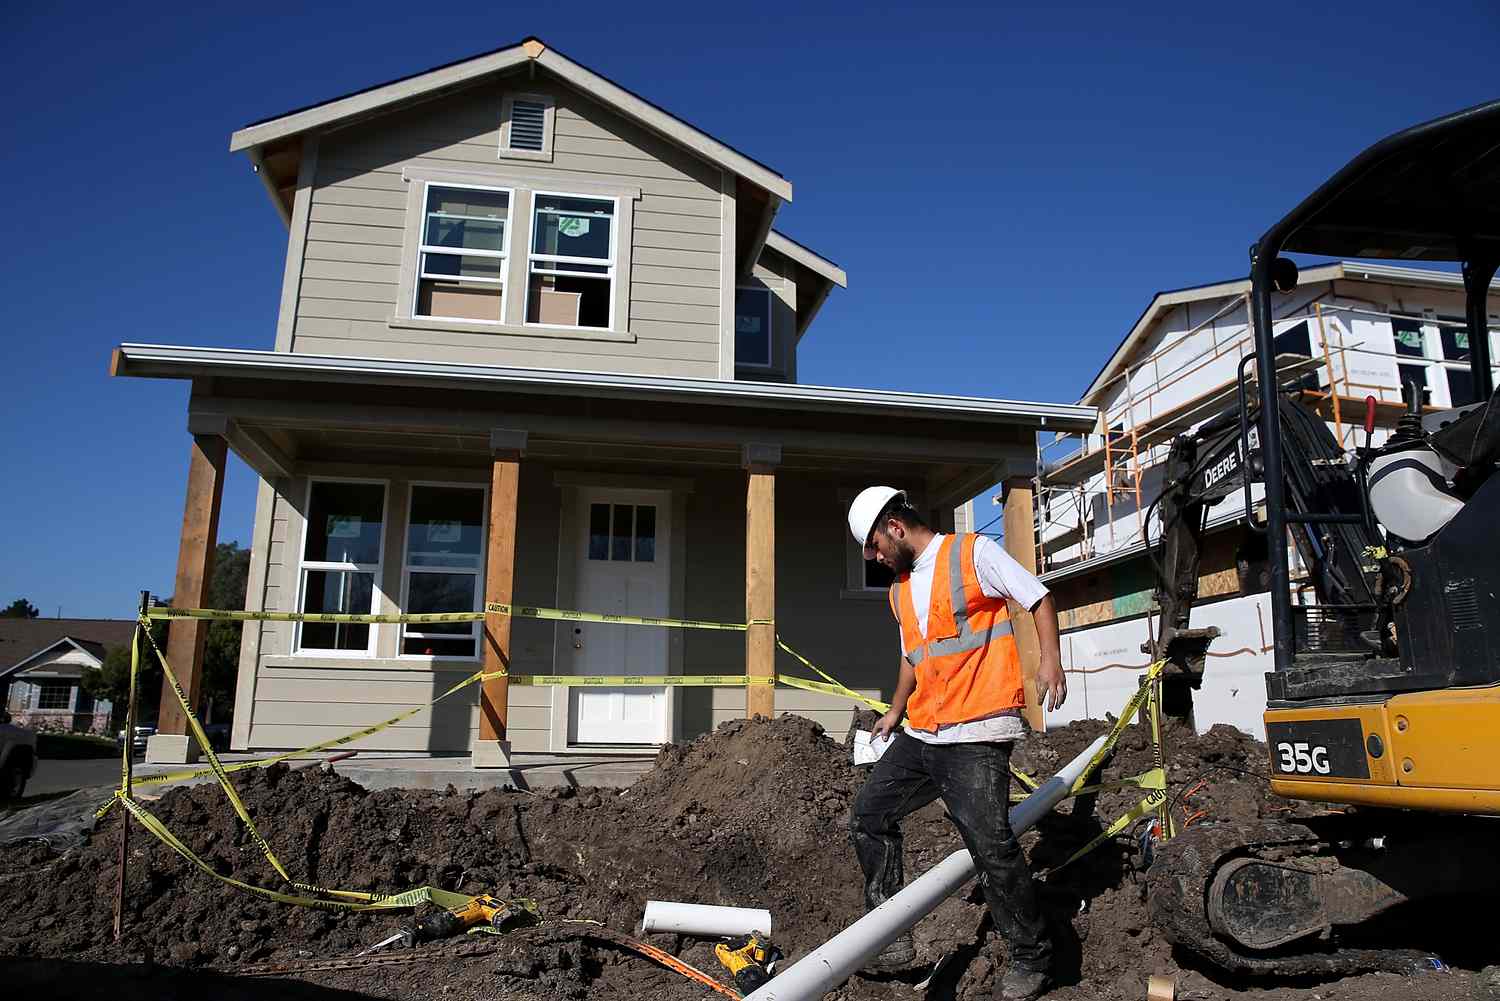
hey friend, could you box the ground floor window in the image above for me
[401,484,486,658]
[36,681,72,709]
[296,479,387,654]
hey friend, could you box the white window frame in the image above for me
[499,92,555,162]
[412,180,515,326]
[293,477,389,658]
[524,190,620,333]
[36,681,73,711]
[398,481,489,662]
[734,286,775,369]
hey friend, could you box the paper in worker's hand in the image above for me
[852,729,893,766]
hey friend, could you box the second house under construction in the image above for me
[1029,261,1500,737]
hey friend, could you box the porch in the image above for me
[111,345,1094,766]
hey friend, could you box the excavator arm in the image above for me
[1146,391,1382,718]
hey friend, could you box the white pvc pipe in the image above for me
[745,733,1109,1001]
[641,900,773,938]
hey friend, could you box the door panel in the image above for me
[566,490,671,744]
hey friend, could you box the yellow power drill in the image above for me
[714,931,782,993]
[360,895,537,954]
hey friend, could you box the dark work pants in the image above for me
[850,731,1051,972]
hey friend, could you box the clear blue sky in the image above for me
[2,1,1496,618]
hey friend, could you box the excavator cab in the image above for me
[1146,99,1500,977]
[1246,99,1500,811]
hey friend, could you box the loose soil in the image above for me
[0,714,1482,1000]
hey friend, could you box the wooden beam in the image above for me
[1002,476,1045,732]
[744,444,778,719]
[475,429,525,767]
[147,433,227,762]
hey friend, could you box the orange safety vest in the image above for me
[888,533,1025,731]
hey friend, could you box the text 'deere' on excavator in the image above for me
[1141,98,1500,976]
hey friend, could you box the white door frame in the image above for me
[548,475,691,752]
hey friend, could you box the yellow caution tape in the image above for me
[511,674,774,687]
[116,793,472,912]
[147,602,772,632]
[776,673,889,712]
[487,602,767,631]
[1068,660,1167,795]
[1045,788,1168,875]
[146,607,485,624]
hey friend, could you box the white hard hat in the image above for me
[848,486,904,546]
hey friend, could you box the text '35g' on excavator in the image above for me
[1140,97,1500,978]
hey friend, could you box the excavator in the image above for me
[1140,99,1500,976]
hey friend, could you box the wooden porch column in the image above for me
[1002,476,1046,732]
[743,444,779,719]
[474,429,525,769]
[145,426,227,764]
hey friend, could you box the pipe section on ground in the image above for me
[640,900,773,938]
[745,733,1109,1001]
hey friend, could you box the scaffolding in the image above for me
[1032,298,1463,576]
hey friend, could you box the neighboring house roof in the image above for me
[229,36,792,204]
[0,619,137,680]
[1077,260,1500,407]
[112,344,1097,431]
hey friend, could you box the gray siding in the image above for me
[242,462,894,754]
[291,75,725,377]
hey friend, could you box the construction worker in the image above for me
[845,485,1067,1001]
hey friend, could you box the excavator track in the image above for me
[1147,818,1438,977]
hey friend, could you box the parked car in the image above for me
[117,724,156,754]
[1,710,38,800]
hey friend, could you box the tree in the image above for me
[84,627,164,727]
[2,598,39,619]
[201,542,251,720]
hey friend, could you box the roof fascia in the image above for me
[765,231,847,288]
[532,47,791,202]
[229,48,532,152]
[1079,262,1346,405]
[229,41,794,204]
[1,637,102,680]
[112,343,1096,432]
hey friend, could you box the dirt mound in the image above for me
[0,714,1473,1001]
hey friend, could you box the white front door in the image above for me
[566,488,671,744]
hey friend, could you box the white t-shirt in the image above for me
[898,533,1048,745]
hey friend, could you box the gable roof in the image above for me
[229,37,792,203]
[1078,260,1500,406]
[0,619,137,678]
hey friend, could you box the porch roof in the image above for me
[112,344,1095,430]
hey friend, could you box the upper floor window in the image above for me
[527,194,617,330]
[395,166,639,338]
[1391,314,1500,409]
[296,480,386,655]
[499,93,555,161]
[415,184,512,325]
[735,287,773,367]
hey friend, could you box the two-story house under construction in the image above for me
[1031,262,1500,738]
[114,38,1095,765]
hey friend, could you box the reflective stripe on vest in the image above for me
[897,541,1014,667]
[888,533,1026,729]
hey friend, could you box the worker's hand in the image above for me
[871,708,903,741]
[1036,659,1068,712]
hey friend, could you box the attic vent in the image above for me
[509,100,547,151]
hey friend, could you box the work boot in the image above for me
[861,933,915,973]
[998,966,1051,1000]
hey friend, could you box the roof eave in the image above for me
[228,38,793,204]
[111,343,1096,432]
